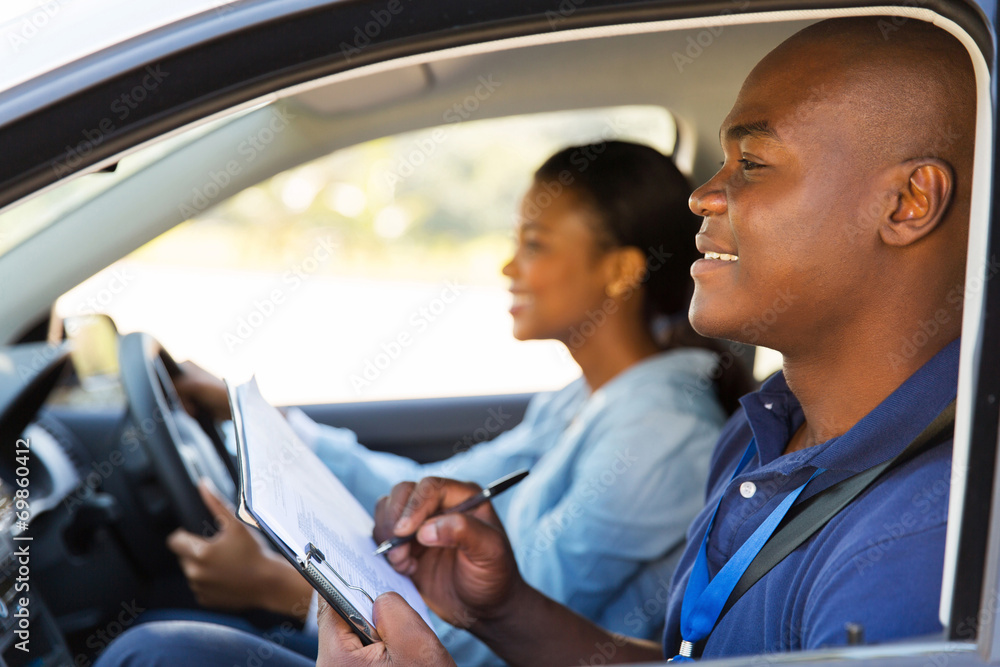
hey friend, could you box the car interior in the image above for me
[0,5,995,666]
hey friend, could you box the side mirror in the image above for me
[60,314,121,390]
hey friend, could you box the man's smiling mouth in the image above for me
[704,251,739,262]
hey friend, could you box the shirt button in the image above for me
[740,482,757,498]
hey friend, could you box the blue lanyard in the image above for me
[673,439,824,661]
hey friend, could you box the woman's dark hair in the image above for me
[535,140,755,414]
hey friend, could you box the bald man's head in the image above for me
[688,17,976,355]
[752,17,976,208]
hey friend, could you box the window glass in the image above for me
[56,105,676,405]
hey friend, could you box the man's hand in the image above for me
[375,477,663,667]
[374,477,525,631]
[317,593,455,667]
[172,361,232,421]
[167,483,313,620]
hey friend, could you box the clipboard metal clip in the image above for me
[301,542,376,605]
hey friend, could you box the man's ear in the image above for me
[605,247,647,298]
[880,158,954,247]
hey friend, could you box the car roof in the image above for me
[0,0,255,94]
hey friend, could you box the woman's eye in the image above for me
[738,158,762,171]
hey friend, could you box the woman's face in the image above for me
[502,182,616,343]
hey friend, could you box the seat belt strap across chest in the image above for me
[718,398,957,623]
[673,398,956,661]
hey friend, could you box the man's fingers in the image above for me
[395,477,481,535]
[316,598,368,663]
[317,598,355,638]
[378,477,498,578]
[373,593,455,666]
[416,513,506,565]
[374,483,414,543]
[372,592,433,644]
[384,544,419,577]
[396,478,448,534]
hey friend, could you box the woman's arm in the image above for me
[513,396,718,632]
[286,389,554,511]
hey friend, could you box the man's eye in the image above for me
[738,158,763,171]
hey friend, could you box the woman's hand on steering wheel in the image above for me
[167,482,314,620]
[172,361,232,422]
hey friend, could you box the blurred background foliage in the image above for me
[131,105,676,286]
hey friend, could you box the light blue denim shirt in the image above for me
[286,348,725,666]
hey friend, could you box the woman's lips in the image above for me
[509,292,532,315]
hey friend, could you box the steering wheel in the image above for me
[118,332,236,534]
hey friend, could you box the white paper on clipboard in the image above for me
[228,377,432,639]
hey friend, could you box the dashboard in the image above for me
[0,335,199,667]
[0,343,78,666]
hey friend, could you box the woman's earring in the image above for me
[606,281,627,299]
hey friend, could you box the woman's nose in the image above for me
[502,257,516,277]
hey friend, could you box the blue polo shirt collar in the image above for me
[738,337,960,474]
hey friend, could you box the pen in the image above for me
[373,468,529,556]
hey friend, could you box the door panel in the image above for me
[296,392,533,463]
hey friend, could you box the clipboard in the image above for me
[226,377,431,645]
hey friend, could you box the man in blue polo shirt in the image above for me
[94,14,977,667]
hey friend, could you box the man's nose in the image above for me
[689,176,727,217]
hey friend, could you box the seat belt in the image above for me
[718,398,957,622]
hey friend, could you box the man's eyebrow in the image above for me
[723,120,780,143]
